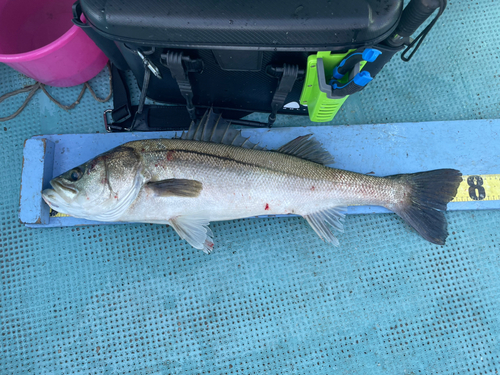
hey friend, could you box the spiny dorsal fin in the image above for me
[178,109,265,150]
[276,134,334,165]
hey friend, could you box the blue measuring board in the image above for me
[19,119,500,228]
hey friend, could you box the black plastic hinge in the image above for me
[160,52,204,121]
[268,64,299,127]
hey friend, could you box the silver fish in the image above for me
[42,112,462,253]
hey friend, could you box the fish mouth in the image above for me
[53,179,77,195]
[45,179,78,204]
[42,188,61,209]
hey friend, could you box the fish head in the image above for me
[42,146,143,220]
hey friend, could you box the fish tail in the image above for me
[387,169,462,245]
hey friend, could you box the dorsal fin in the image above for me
[276,134,334,165]
[178,109,265,150]
[176,110,333,164]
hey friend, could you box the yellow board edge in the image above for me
[453,174,500,202]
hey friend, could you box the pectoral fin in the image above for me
[169,215,215,254]
[147,179,202,197]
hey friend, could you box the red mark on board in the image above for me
[167,150,175,161]
[265,203,270,211]
[114,195,118,199]
[311,186,315,191]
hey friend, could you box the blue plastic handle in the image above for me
[331,71,373,90]
[361,49,382,63]
[353,71,373,86]
[332,66,344,80]
[332,48,382,80]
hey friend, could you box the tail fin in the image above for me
[388,169,462,245]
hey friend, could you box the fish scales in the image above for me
[124,138,401,222]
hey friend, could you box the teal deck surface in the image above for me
[2,0,500,373]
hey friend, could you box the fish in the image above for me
[42,111,462,253]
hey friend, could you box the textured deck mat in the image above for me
[1,0,500,373]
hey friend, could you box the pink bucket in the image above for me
[0,0,108,87]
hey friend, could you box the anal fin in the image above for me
[303,206,347,246]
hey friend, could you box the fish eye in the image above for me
[69,168,82,181]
